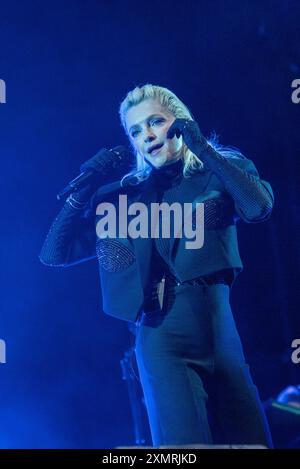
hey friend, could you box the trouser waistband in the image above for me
[165,270,231,288]
[143,270,231,314]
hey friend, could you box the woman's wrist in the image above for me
[194,141,221,165]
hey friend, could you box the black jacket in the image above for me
[40,154,274,323]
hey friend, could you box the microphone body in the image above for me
[57,146,133,200]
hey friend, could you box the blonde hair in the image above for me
[119,84,243,184]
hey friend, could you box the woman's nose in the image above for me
[144,130,156,143]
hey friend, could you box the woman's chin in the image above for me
[145,152,179,169]
[146,155,167,169]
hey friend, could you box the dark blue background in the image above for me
[0,0,299,448]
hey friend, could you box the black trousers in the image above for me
[135,283,273,447]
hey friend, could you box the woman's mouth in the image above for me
[149,144,164,156]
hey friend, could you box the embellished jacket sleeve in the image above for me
[39,199,97,267]
[200,146,274,223]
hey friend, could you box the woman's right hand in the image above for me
[70,146,133,207]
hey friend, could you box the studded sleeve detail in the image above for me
[96,239,136,273]
[201,197,235,229]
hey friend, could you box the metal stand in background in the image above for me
[120,347,149,446]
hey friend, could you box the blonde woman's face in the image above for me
[125,98,183,169]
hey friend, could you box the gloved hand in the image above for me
[80,148,123,175]
[167,118,209,156]
[71,146,133,206]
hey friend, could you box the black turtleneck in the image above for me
[150,158,184,194]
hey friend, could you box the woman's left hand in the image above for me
[167,118,208,156]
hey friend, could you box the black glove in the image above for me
[167,118,209,156]
[71,147,133,205]
[80,148,125,174]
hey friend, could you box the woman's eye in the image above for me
[131,119,164,138]
[131,129,140,138]
[151,118,164,126]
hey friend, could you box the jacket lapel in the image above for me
[168,169,212,260]
[130,179,158,291]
